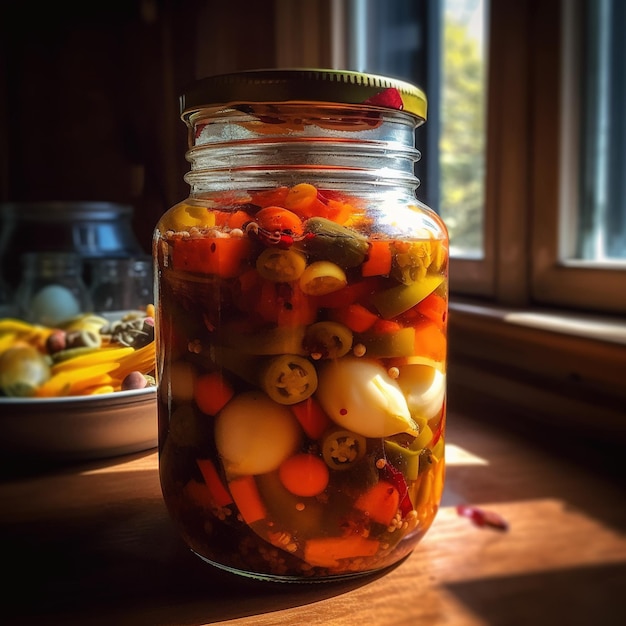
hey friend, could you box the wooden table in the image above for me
[2,406,625,626]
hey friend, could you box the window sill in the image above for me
[447,298,626,448]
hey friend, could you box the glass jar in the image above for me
[89,257,153,313]
[15,252,92,326]
[154,69,449,582]
[0,202,145,290]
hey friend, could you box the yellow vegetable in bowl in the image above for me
[0,344,51,397]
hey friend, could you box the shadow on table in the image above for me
[1,462,404,626]
[442,561,626,626]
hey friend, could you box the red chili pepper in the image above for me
[456,504,509,531]
[379,461,413,517]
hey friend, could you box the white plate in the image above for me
[0,387,158,465]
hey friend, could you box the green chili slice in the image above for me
[303,321,353,359]
[321,428,367,471]
[256,248,307,282]
[299,261,347,295]
[260,354,318,405]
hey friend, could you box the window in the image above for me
[531,0,626,313]
[439,0,487,260]
[576,0,626,264]
[277,0,625,315]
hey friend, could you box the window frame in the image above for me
[446,0,626,435]
[451,0,626,314]
[529,0,626,314]
[447,0,531,305]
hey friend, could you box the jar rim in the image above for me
[180,68,427,121]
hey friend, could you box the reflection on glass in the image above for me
[577,0,626,262]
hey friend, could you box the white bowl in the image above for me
[0,387,157,464]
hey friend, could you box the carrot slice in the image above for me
[290,396,332,439]
[304,535,381,568]
[354,480,400,526]
[371,319,403,334]
[170,237,253,278]
[255,206,303,236]
[416,292,447,327]
[194,371,234,416]
[214,209,252,229]
[329,303,379,333]
[324,198,352,224]
[249,186,290,207]
[312,277,382,309]
[228,475,267,524]
[197,459,233,507]
[361,240,392,277]
[284,183,328,219]
[278,453,329,497]
[414,319,447,362]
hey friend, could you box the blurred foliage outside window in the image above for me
[439,0,487,257]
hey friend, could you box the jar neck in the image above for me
[183,104,422,197]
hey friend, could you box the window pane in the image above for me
[439,0,488,258]
[576,0,626,262]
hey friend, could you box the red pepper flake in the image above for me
[378,460,412,517]
[363,88,404,110]
[456,504,509,531]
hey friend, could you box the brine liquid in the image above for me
[156,185,448,580]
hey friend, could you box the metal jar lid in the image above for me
[180,68,427,122]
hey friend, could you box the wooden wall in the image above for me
[0,0,288,253]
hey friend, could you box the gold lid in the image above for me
[180,68,427,121]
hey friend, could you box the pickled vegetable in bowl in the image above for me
[0,307,157,399]
[0,308,158,466]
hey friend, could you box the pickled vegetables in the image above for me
[157,182,448,578]
[0,309,156,397]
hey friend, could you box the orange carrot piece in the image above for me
[214,210,252,229]
[196,459,234,507]
[249,186,290,207]
[194,371,235,416]
[330,303,379,333]
[354,480,400,526]
[361,240,392,277]
[416,292,447,327]
[371,319,403,334]
[284,183,325,219]
[228,475,267,524]
[312,277,382,309]
[290,396,332,439]
[324,198,353,224]
[414,319,447,361]
[170,237,252,278]
[304,535,381,568]
[255,206,304,235]
[278,453,329,497]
